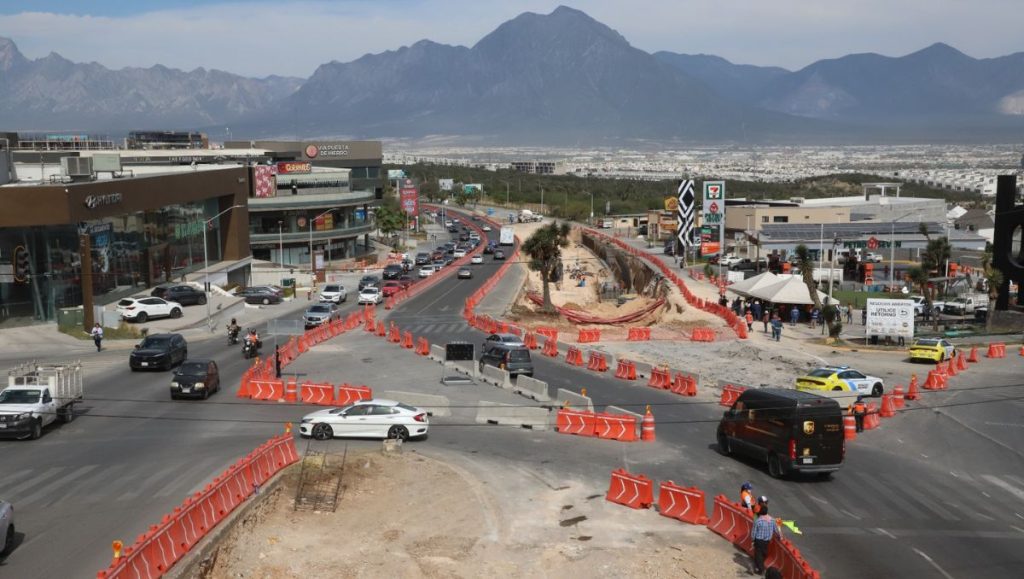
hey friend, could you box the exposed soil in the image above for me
[200,448,744,578]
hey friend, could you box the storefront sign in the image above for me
[866,298,914,339]
[174,220,207,240]
[439,178,454,191]
[277,161,312,174]
[304,143,350,159]
[844,240,902,249]
[400,179,419,215]
[701,181,726,256]
[83,193,123,209]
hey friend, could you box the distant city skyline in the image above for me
[0,1,1020,78]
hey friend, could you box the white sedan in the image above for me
[357,287,382,305]
[299,399,429,441]
[471,254,484,264]
[116,297,184,323]
[453,248,467,258]
[418,265,436,278]
[481,225,492,232]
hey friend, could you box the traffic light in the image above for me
[13,245,30,283]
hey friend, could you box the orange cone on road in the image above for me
[906,374,920,400]
[641,405,656,442]
[967,346,979,363]
[947,358,958,376]
[843,415,857,440]
[893,385,905,409]
[957,352,968,371]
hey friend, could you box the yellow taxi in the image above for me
[795,366,884,397]
[908,338,956,363]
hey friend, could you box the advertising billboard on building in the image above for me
[866,298,915,339]
[277,161,312,174]
[439,178,454,191]
[387,169,406,180]
[399,178,419,215]
[252,165,278,198]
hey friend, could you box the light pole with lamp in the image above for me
[500,180,510,206]
[587,191,594,226]
[309,208,334,273]
[203,204,244,331]
[889,209,921,287]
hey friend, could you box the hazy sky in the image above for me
[0,1,1019,77]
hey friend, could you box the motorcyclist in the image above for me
[245,328,261,349]
[226,318,241,343]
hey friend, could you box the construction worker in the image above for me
[850,396,867,432]
[740,482,754,512]
[751,505,783,574]
[754,495,769,516]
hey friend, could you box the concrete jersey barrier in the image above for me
[382,390,452,417]
[514,375,551,402]
[556,388,594,412]
[480,364,512,389]
[474,401,550,430]
[429,344,446,363]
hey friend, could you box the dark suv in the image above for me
[152,284,207,306]
[130,333,188,371]
[479,343,534,377]
[170,359,220,400]
[382,264,404,280]
[358,275,380,291]
[415,253,430,265]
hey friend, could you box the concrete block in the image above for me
[555,388,594,412]
[474,401,550,430]
[429,344,446,363]
[633,361,653,379]
[481,364,512,389]
[514,375,550,402]
[381,390,452,417]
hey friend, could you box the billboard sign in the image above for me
[387,169,406,180]
[303,143,350,159]
[439,178,454,191]
[464,184,482,195]
[399,178,419,215]
[866,298,915,339]
[701,181,726,256]
[277,161,312,174]
[677,179,696,248]
[252,165,278,198]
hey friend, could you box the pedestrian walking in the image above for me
[771,316,783,341]
[789,305,799,327]
[850,396,866,432]
[897,334,905,347]
[762,311,770,333]
[88,323,103,352]
[845,303,853,324]
[751,300,762,323]
[862,308,867,325]
[751,506,782,574]
[810,307,820,328]
[745,310,754,332]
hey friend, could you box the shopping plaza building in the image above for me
[0,135,382,325]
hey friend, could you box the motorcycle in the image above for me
[242,337,261,359]
[227,326,240,345]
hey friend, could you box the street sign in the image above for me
[866,299,915,339]
[867,237,879,250]
[676,179,695,248]
[701,181,726,256]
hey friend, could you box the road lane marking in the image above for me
[913,548,956,579]
[16,464,99,506]
[981,475,1024,502]
[874,527,897,539]
[1011,525,1024,534]
[4,467,66,498]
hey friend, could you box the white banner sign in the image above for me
[866,298,915,339]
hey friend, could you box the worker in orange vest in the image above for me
[850,396,866,432]
[745,310,754,332]
[740,482,754,512]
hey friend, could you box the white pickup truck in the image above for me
[943,294,990,316]
[0,362,83,440]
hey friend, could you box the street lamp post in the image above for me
[278,220,284,268]
[889,209,922,286]
[500,180,510,206]
[588,191,594,226]
[203,204,244,331]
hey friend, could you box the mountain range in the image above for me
[2,5,1023,144]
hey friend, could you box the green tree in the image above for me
[523,221,571,313]
[793,244,823,311]
[374,205,406,249]
[907,266,931,311]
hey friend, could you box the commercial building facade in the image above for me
[0,168,250,326]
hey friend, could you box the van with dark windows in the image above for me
[479,343,534,378]
[717,388,844,478]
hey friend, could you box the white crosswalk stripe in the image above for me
[16,465,99,506]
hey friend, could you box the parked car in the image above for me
[303,303,340,328]
[1,499,13,557]
[299,399,429,441]
[358,275,380,291]
[471,254,484,265]
[483,333,526,349]
[116,297,183,323]
[418,265,436,278]
[493,250,506,260]
[795,365,884,397]
[457,268,473,279]
[358,287,383,305]
[728,259,764,272]
[479,343,534,377]
[717,388,844,479]
[382,264,404,280]
[381,280,402,297]
[151,284,207,306]
[130,333,188,371]
[318,284,348,304]
[248,285,284,297]
[237,287,283,305]
[170,359,220,400]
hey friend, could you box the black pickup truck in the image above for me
[729,259,766,272]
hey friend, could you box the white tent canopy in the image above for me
[747,276,829,305]
[728,271,780,298]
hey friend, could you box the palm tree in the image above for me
[523,221,571,313]
[793,244,823,312]
[980,251,1004,332]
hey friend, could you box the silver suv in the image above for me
[1,499,13,557]
[318,284,347,303]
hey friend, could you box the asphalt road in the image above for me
[2,209,1021,578]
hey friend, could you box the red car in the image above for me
[381,281,403,297]
[397,275,415,289]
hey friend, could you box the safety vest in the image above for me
[852,401,866,414]
[740,489,753,508]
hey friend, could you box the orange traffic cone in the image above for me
[905,375,920,400]
[957,352,968,371]
[967,346,979,363]
[947,358,958,376]
[641,405,656,442]
[892,385,905,409]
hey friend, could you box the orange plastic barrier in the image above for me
[670,373,698,396]
[96,434,299,579]
[957,352,968,371]
[364,316,375,333]
[906,374,920,400]
[300,382,334,406]
[416,337,430,356]
[614,359,638,380]
[706,495,754,555]
[892,385,905,409]
[879,394,896,418]
[594,412,638,441]
[986,342,1006,358]
[248,379,284,401]
[578,328,601,343]
[283,377,298,403]
[718,384,746,407]
[586,351,609,372]
[565,346,584,366]
[691,327,716,342]
[648,366,672,389]
[605,469,654,509]
[401,331,414,349]
[523,332,538,350]
[388,323,401,343]
[763,536,822,579]
[864,403,881,430]
[627,327,652,341]
[967,346,979,362]
[555,408,597,436]
[542,337,559,357]
[375,320,386,337]
[535,326,558,341]
[335,383,372,406]
[658,481,708,525]
[946,358,958,376]
[844,415,857,440]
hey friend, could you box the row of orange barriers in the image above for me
[97,433,300,579]
[690,327,716,342]
[458,210,520,327]
[986,342,1007,358]
[566,346,584,366]
[577,328,601,343]
[603,468,821,578]
[614,358,638,380]
[719,383,747,407]
[555,408,642,442]
[627,327,652,341]
[586,350,609,372]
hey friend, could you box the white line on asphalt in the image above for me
[981,491,991,498]
[921,453,929,458]
[1016,513,1024,520]
[981,475,1024,502]
[841,509,863,520]
[874,527,897,539]
[949,471,958,478]
[983,421,1024,428]
[1011,525,1024,534]
[913,548,956,579]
